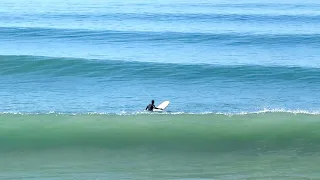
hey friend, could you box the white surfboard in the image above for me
[153,101,170,112]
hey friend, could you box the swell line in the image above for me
[1,55,320,83]
[0,27,319,46]
[2,12,320,23]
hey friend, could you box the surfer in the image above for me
[145,100,162,111]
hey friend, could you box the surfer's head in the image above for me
[151,100,154,104]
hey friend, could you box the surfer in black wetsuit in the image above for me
[145,100,162,111]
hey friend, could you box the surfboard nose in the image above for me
[157,101,170,110]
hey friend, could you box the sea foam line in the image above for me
[1,108,320,116]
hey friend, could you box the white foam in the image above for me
[1,108,320,116]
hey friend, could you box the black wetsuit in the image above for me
[146,104,156,111]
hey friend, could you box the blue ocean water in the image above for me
[1,0,320,114]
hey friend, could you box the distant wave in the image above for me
[1,55,319,83]
[159,2,320,9]
[2,12,320,23]
[0,27,319,46]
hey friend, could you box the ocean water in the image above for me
[1,0,320,179]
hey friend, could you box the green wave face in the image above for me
[1,113,319,154]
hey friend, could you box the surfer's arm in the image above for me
[153,105,163,110]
